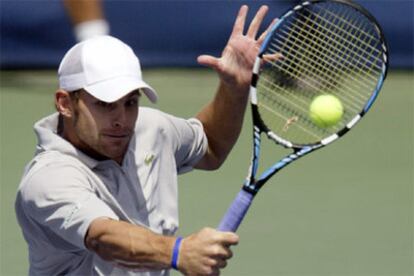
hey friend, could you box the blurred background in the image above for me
[1,1,413,275]
[1,0,413,69]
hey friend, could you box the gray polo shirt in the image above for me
[15,107,208,276]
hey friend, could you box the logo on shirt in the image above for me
[144,154,155,165]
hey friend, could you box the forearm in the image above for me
[85,218,175,270]
[195,81,249,170]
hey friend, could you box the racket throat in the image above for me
[242,184,259,195]
[243,178,264,195]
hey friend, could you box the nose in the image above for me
[111,105,126,129]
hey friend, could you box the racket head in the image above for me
[251,0,388,149]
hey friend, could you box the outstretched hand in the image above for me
[197,5,276,92]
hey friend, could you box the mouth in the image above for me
[101,133,130,141]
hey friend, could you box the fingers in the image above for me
[230,5,248,38]
[215,258,228,269]
[208,241,234,260]
[218,231,239,247]
[208,231,238,266]
[197,4,274,85]
[232,5,270,39]
[207,257,228,270]
[263,52,284,63]
[246,5,269,38]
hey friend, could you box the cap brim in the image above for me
[84,75,158,103]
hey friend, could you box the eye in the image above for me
[126,98,139,107]
[96,101,112,108]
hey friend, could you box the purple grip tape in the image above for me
[217,189,254,232]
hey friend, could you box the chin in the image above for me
[104,149,127,162]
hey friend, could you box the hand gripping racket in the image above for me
[218,0,388,232]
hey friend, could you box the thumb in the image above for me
[197,55,220,70]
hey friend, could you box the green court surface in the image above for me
[1,69,413,276]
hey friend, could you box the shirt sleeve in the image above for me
[20,162,119,250]
[164,115,208,174]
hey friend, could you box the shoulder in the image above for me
[137,107,182,137]
[138,107,182,127]
[138,107,203,132]
[18,152,92,205]
[136,107,206,146]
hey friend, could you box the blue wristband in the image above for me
[171,236,183,270]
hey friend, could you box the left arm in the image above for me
[195,5,278,170]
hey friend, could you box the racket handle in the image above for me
[217,189,254,232]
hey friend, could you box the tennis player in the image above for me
[15,5,272,276]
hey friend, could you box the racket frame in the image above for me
[244,0,388,193]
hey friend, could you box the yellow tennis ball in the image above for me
[309,94,343,128]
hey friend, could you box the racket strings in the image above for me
[259,72,335,131]
[258,102,323,140]
[268,37,366,113]
[302,4,383,80]
[313,4,382,52]
[259,53,361,130]
[258,77,330,137]
[268,18,374,112]
[300,5,383,77]
[274,10,381,94]
[257,72,336,142]
[300,7,381,79]
[256,2,385,144]
[258,74,333,141]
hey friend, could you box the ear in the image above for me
[55,89,74,118]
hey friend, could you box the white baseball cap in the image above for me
[58,35,157,103]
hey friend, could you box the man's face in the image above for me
[69,90,140,163]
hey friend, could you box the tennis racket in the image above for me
[218,0,388,232]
